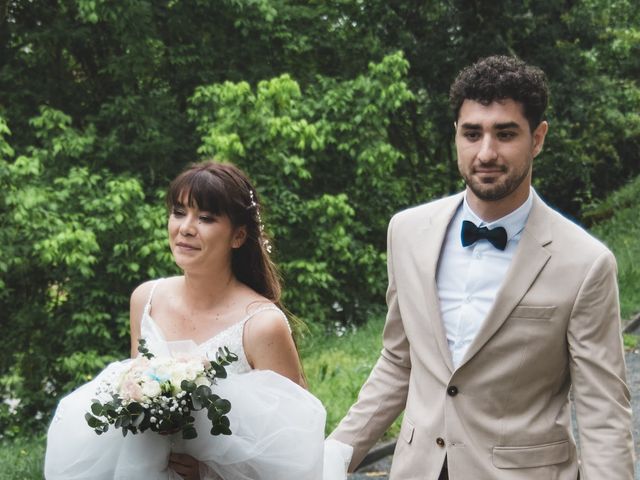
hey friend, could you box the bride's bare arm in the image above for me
[129,281,154,358]
[243,310,305,387]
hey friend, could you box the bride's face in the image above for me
[168,198,246,272]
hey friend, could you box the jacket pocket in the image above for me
[400,416,415,444]
[509,305,556,320]
[492,439,570,468]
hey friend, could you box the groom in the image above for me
[330,56,634,479]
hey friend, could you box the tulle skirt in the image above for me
[44,364,352,480]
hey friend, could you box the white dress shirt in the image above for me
[436,190,533,368]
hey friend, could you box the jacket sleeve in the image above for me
[329,214,411,471]
[567,250,635,479]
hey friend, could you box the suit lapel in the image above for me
[458,192,553,369]
[410,193,464,374]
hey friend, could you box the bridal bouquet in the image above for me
[85,339,238,440]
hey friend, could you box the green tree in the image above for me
[0,110,174,434]
[1,0,639,435]
[189,52,419,324]
[2,0,639,216]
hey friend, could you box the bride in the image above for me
[44,161,352,479]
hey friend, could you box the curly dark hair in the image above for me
[449,55,549,131]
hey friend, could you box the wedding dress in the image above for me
[44,281,352,479]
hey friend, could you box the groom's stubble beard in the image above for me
[460,157,533,202]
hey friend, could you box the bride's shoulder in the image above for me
[243,304,292,350]
[245,303,288,327]
[130,279,156,307]
[129,276,181,323]
[130,276,181,304]
[242,303,302,384]
[131,279,153,300]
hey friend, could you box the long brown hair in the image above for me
[166,161,307,382]
[166,161,282,304]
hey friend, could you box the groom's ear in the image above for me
[532,120,549,158]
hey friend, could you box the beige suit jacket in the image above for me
[330,192,634,479]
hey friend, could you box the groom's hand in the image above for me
[169,453,200,480]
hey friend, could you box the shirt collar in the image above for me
[462,189,533,241]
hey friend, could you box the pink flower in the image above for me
[119,378,144,402]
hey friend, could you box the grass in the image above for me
[624,333,639,351]
[589,175,640,321]
[0,435,45,480]
[299,315,401,438]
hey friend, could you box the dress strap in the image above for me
[143,279,163,316]
[242,306,291,333]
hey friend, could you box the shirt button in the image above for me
[436,437,445,447]
[447,386,459,396]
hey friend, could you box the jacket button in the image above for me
[447,386,459,396]
[436,437,445,447]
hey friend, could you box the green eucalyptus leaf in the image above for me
[182,426,197,440]
[195,385,212,398]
[211,422,232,436]
[181,380,196,393]
[212,364,227,378]
[132,413,145,427]
[90,401,103,416]
[214,399,231,414]
[85,413,103,429]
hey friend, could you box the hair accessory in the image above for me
[248,190,272,253]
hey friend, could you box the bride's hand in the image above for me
[169,453,200,480]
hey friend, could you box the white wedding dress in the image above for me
[45,281,352,479]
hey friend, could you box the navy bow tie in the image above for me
[461,220,508,250]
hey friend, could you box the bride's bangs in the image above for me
[168,169,231,216]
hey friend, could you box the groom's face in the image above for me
[455,99,548,206]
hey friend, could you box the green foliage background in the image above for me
[1,0,639,435]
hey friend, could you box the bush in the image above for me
[0,112,177,435]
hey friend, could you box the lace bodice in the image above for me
[139,279,289,374]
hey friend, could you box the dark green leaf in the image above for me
[214,399,231,414]
[181,380,196,393]
[127,402,143,415]
[182,426,198,440]
[90,401,103,416]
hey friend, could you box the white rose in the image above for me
[170,365,189,388]
[141,380,162,399]
[183,360,203,381]
[195,375,209,387]
[154,359,173,382]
